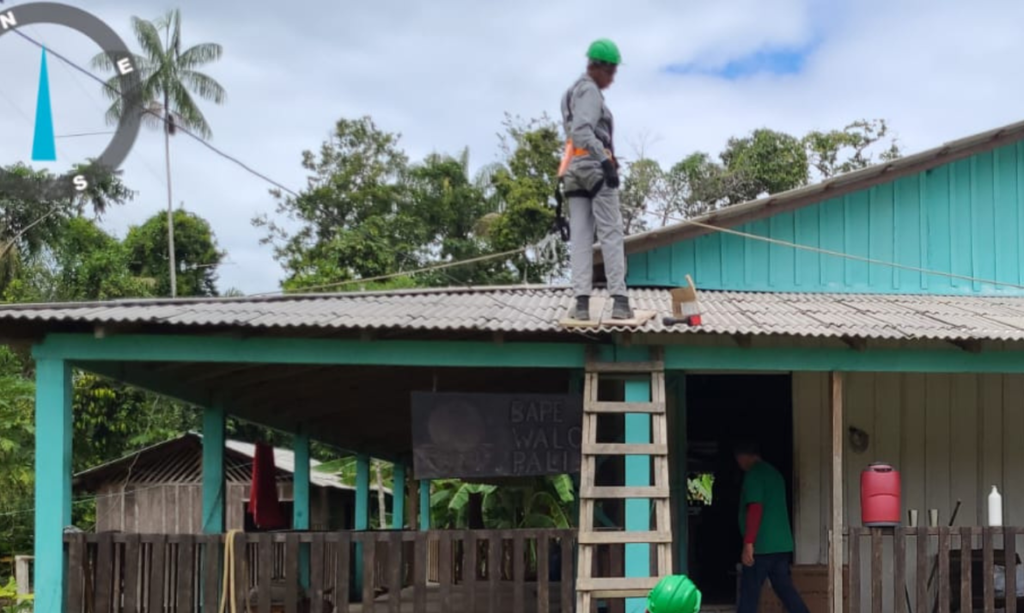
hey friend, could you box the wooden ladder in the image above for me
[576,349,673,612]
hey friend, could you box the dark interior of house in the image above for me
[685,374,794,605]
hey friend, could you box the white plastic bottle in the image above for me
[989,485,1003,527]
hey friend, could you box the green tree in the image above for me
[93,9,226,298]
[720,128,809,203]
[803,118,902,179]
[124,209,224,297]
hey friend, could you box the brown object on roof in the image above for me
[6,286,1024,343]
[617,118,1024,258]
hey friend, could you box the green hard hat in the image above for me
[647,575,702,613]
[586,38,622,65]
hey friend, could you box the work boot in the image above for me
[572,296,590,320]
[611,295,634,320]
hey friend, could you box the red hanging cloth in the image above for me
[248,442,286,530]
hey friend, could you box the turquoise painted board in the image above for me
[628,143,1024,295]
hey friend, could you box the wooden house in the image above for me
[12,118,1024,613]
[73,432,392,534]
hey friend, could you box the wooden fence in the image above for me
[65,529,578,613]
[847,527,1024,613]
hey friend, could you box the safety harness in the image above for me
[553,83,614,242]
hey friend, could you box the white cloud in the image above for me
[1,0,1023,294]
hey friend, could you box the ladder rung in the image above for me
[583,443,668,456]
[581,486,670,499]
[578,531,672,545]
[577,577,661,596]
[588,361,663,373]
[586,401,665,414]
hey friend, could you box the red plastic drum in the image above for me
[861,463,901,527]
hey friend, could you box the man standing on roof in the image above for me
[560,38,632,321]
[735,440,810,613]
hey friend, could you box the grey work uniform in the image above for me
[560,74,627,298]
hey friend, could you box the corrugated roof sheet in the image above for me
[9,285,1024,342]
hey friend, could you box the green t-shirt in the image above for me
[738,460,794,554]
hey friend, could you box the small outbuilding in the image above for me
[73,432,391,534]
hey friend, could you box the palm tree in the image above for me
[93,9,225,297]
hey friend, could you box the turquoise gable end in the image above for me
[627,141,1024,295]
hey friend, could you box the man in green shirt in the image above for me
[735,440,809,613]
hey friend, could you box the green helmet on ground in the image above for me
[647,574,702,613]
[586,38,622,65]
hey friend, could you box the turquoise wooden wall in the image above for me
[627,141,1024,295]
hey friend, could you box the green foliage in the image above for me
[721,128,809,202]
[92,9,226,139]
[803,119,902,179]
[124,209,224,296]
[256,114,562,291]
[430,475,575,530]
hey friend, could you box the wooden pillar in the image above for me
[392,464,406,529]
[671,374,688,574]
[354,454,370,595]
[34,358,72,613]
[202,406,226,534]
[294,427,311,589]
[419,480,431,530]
[829,372,844,613]
[624,357,652,613]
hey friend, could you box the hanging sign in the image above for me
[411,392,583,479]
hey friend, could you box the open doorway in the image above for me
[685,374,794,606]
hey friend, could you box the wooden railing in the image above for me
[847,527,1023,613]
[65,529,578,613]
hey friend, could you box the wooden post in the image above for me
[34,358,72,613]
[201,406,226,534]
[354,454,370,596]
[830,372,844,613]
[15,555,31,600]
[392,464,406,529]
[294,426,311,589]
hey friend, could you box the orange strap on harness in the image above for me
[557,139,609,177]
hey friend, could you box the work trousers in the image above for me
[569,185,627,297]
[737,553,811,613]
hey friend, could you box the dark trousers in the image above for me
[737,553,811,613]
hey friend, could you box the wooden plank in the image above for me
[871,529,882,613]
[576,576,661,592]
[465,531,477,613]
[1006,527,1018,613]
[561,536,574,613]
[537,535,550,613]
[203,536,221,613]
[414,532,428,613]
[577,531,672,545]
[916,527,928,613]
[849,528,860,613]
[311,534,326,613]
[258,534,273,613]
[361,535,376,613]
[95,532,113,613]
[960,527,972,613]
[122,534,141,613]
[66,533,85,613]
[894,527,906,613]
[587,361,663,373]
[335,533,352,613]
[582,442,668,456]
[512,533,525,613]
[586,401,664,414]
[488,534,501,613]
[580,486,669,499]
[232,532,247,613]
[438,532,452,612]
[830,372,844,613]
[149,535,167,613]
[178,536,196,613]
[284,535,299,613]
[983,527,995,613]
[937,528,950,613]
[389,532,403,613]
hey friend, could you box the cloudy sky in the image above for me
[2,0,1023,295]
